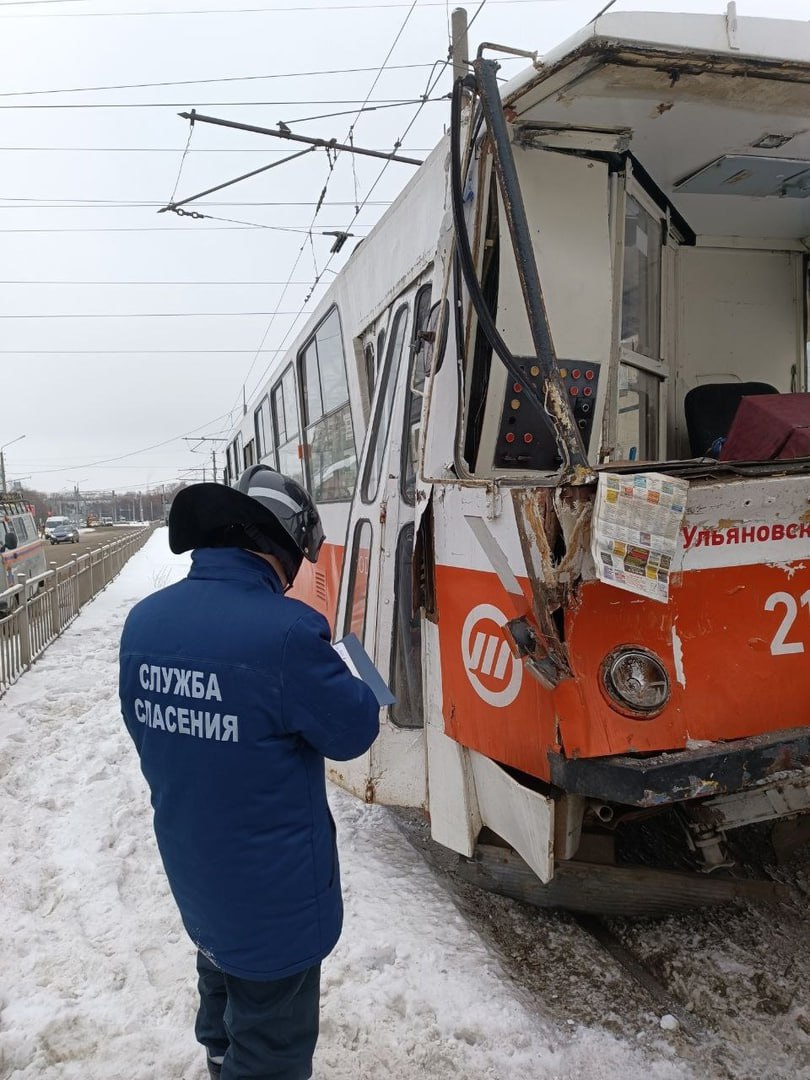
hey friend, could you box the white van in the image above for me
[43,516,69,540]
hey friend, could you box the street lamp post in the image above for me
[69,480,88,525]
[0,434,26,495]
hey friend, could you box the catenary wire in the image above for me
[0,199,393,206]
[18,412,236,477]
[0,0,552,16]
[226,0,421,412]
[0,97,436,109]
[238,4,475,403]
[0,280,317,284]
[0,224,372,233]
[238,0,488,406]
[0,63,439,98]
[0,348,293,353]
[0,311,313,318]
[0,145,435,152]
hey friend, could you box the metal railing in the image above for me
[0,527,154,697]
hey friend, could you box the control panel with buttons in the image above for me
[559,360,601,447]
[493,358,601,470]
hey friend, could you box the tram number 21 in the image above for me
[765,590,810,655]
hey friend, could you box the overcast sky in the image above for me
[1,0,807,496]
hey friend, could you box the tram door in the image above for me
[331,282,434,808]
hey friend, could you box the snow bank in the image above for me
[0,531,692,1079]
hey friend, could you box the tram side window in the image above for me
[616,365,659,461]
[234,432,244,475]
[390,523,423,729]
[300,308,357,503]
[364,343,375,408]
[271,365,304,486]
[363,304,410,502]
[243,439,255,468]
[622,195,661,359]
[11,515,27,542]
[343,519,372,642]
[618,191,664,461]
[401,284,432,504]
[254,395,272,461]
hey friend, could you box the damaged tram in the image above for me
[224,8,810,912]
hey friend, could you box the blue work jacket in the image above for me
[119,547,380,980]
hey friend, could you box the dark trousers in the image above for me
[194,951,321,1080]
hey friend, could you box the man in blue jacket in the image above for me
[119,465,380,1080]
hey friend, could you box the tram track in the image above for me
[389,806,810,1079]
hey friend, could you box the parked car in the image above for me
[50,523,80,545]
[101,516,114,526]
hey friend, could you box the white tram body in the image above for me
[224,10,810,909]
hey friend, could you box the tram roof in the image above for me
[500,11,810,243]
[502,9,810,101]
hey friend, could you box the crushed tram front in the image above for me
[418,9,810,909]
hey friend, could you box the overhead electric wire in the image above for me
[277,97,446,125]
[0,279,316,284]
[239,0,488,406]
[0,199,393,207]
[0,0,546,15]
[169,120,195,204]
[230,0,423,410]
[0,145,435,152]
[227,0,421,413]
[0,348,292,353]
[18,412,236,477]
[0,63,438,98]
[0,310,309,318]
[0,97,433,110]
[0,224,372,233]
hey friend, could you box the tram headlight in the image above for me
[601,647,670,716]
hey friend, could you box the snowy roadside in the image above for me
[0,530,693,1080]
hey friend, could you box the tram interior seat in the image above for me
[684,382,779,458]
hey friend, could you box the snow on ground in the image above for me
[0,531,693,1080]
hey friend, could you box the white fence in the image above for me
[0,527,154,698]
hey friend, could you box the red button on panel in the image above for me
[585,369,595,381]
[523,433,533,444]
[571,369,581,380]
[569,385,579,396]
[513,382,523,393]
[583,386,592,397]
[505,432,515,443]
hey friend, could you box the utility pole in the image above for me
[183,436,228,483]
[0,435,26,495]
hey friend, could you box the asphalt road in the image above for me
[43,526,146,569]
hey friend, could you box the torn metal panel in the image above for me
[685,770,810,831]
[512,484,595,594]
[548,726,810,807]
[553,487,595,584]
[508,485,596,683]
[514,122,632,155]
[413,492,438,623]
[463,514,527,613]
